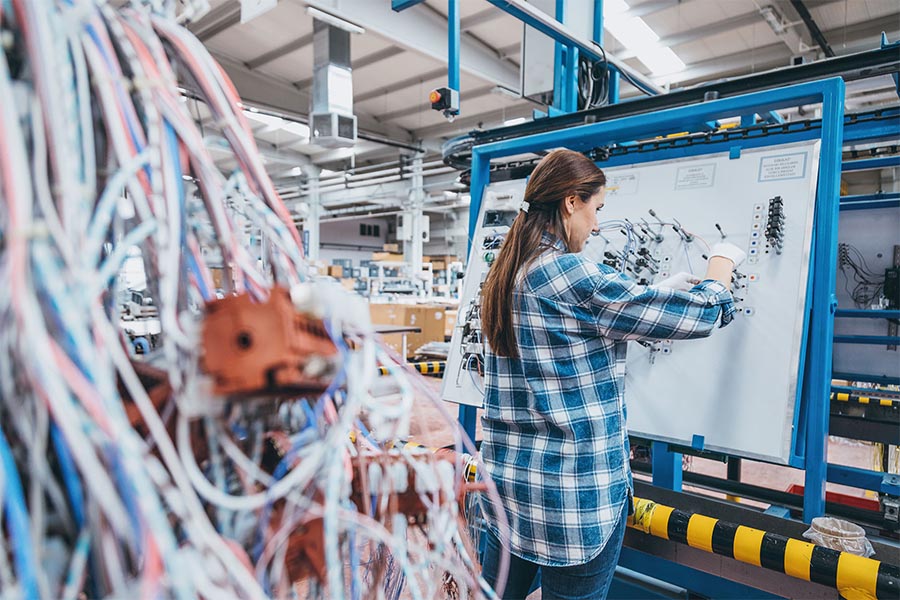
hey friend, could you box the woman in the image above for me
[478,149,745,599]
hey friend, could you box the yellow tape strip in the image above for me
[733,526,765,567]
[836,553,880,600]
[784,538,814,581]
[686,514,717,553]
[650,504,674,540]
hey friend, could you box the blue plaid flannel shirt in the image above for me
[481,233,735,566]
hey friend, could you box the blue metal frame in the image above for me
[391,0,426,11]
[842,155,900,171]
[448,0,460,100]
[462,78,847,523]
[617,549,784,599]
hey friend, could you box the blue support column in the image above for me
[551,0,578,113]
[593,0,604,45]
[608,67,620,104]
[448,0,460,95]
[651,442,682,491]
[458,148,491,439]
[802,78,845,522]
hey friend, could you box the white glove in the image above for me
[709,242,747,268]
[653,271,701,291]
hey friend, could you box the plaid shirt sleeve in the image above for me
[570,262,736,342]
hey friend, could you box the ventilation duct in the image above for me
[310,18,357,148]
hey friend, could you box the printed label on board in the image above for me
[758,152,807,181]
[674,164,716,189]
[607,173,640,196]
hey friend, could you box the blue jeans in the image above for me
[481,502,627,600]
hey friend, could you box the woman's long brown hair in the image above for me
[481,149,606,358]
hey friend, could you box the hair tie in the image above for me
[520,201,530,213]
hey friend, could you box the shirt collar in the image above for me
[540,231,568,254]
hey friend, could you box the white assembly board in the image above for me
[443,140,822,465]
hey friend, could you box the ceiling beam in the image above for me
[355,66,446,104]
[293,46,406,89]
[627,0,682,19]
[460,7,505,30]
[670,14,900,86]
[211,52,416,143]
[302,0,519,90]
[617,11,762,61]
[246,32,315,70]
[376,84,496,123]
[189,0,242,42]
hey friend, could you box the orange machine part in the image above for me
[201,287,339,396]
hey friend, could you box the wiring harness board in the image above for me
[444,141,822,465]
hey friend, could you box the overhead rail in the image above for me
[442,46,899,168]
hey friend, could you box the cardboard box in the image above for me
[327,265,343,278]
[372,252,404,262]
[383,243,401,253]
[340,278,356,291]
[369,302,446,357]
[209,267,225,290]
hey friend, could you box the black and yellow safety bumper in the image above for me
[378,361,445,377]
[629,497,899,600]
[831,392,899,408]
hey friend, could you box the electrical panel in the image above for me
[443,141,822,465]
[833,205,900,375]
[441,182,523,408]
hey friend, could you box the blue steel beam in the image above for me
[842,155,900,171]
[827,464,900,496]
[835,309,900,319]
[448,0,460,94]
[840,192,900,203]
[391,0,426,11]
[833,335,900,345]
[802,76,844,523]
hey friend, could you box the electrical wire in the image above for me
[0,2,508,598]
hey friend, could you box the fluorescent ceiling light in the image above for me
[306,7,365,34]
[604,0,685,79]
[503,117,528,126]
[320,169,338,177]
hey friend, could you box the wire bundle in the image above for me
[838,243,887,308]
[0,1,508,598]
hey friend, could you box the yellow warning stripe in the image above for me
[732,525,765,567]
[686,514,717,553]
[378,361,446,376]
[836,551,880,600]
[784,538,814,581]
[625,497,896,598]
[830,392,897,407]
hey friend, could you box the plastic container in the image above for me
[802,517,875,557]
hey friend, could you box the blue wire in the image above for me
[50,423,85,527]
[0,427,40,599]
